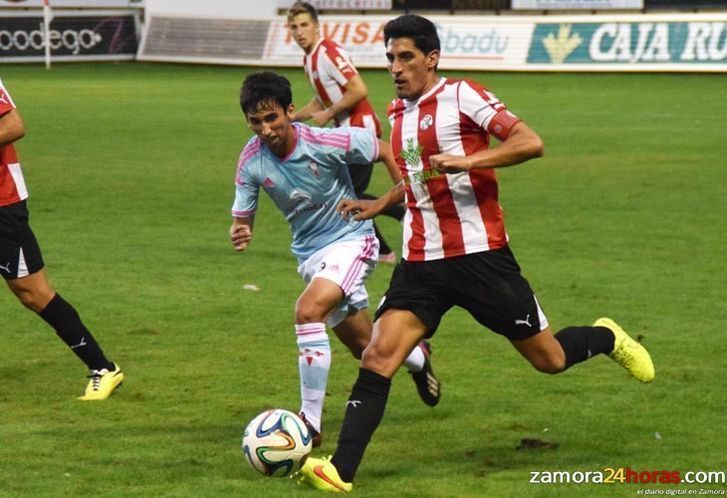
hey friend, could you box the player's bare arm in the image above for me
[291,97,324,122]
[430,121,544,173]
[0,109,25,146]
[230,216,254,252]
[377,139,404,184]
[338,180,405,222]
[311,74,368,126]
[338,139,404,221]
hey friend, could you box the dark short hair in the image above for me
[287,1,318,23]
[383,14,440,55]
[240,71,292,115]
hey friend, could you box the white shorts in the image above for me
[297,235,379,328]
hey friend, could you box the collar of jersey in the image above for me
[263,123,300,163]
[404,77,447,108]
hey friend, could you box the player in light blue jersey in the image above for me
[230,72,441,446]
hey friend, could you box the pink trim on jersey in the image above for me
[340,235,376,293]
[232,209,255,217]
[280,125,300,163]
[298,126,351,151]
[236,138,261,186]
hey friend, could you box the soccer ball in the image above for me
[242,409,312,477]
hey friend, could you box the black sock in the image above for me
[331,368,391,483]
[38,294,113,371]
[555,326,615,370]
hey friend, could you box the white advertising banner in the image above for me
[512,0,643,9]
[277,0,392,9]
[0,0,141,7]
[138,12,727,72]
[264,16,534,69]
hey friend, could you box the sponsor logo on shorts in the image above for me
[515,314,532,327]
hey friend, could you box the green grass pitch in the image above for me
[0,63,725,497]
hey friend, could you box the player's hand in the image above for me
[429,153,471,174]
[230,223,252,251]
[337,198,381,221]
[311,109,333,126]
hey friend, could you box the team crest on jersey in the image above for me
[419,114,433,131]
[400,138,423,166]
[309,161,320,178]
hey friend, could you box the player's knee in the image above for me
[16,289,50,313]
[360,341,396,373]
[531,353,566,375]
[294,304,327,324]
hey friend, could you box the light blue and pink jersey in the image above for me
[232,122,377,262]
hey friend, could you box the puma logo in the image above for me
[70,337,87,349]
[515,314,532,327]
[0,262,11,274]
[346,400,361,408]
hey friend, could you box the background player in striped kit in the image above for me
[296,14,655,492]
[0,78,123,401]
[229,71,440,446]
[287,1,404,264]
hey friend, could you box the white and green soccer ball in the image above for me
[242,409,312,477]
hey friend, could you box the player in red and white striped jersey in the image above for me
[0,78,123,401]
[297,15,655,491]
[287,1,404,263]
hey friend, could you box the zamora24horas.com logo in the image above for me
[529,467,726,486]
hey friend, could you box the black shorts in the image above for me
[0,200,45,280]
[374,246,548,340]
[347,163,373,198]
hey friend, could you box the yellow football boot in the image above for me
[595,318,655,383]
[293,456,352,493]
[78,363,124,400]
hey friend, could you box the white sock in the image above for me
[403,342,425,373]
[295,323,330,433]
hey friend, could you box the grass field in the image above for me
[0,63,725,497]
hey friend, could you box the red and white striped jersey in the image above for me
[0,78,28,208]
[387,77,522,262]
[303,38,382,137]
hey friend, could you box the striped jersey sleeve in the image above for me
[458,80,521,141]
[231,138,261,218]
